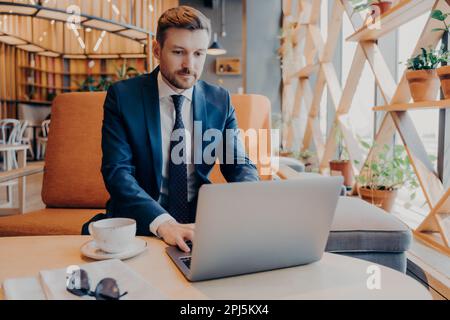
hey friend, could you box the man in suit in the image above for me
[93,6,259,252]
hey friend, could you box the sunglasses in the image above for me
[66,269,128,300]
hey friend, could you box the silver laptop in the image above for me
[166,176,343,282]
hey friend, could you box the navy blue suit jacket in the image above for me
[98,67,259,236]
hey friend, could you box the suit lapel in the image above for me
[192,83,209,177]
[143,70,209,190]
[142,67,163,192]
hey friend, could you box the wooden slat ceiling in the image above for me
[0,0,179,56]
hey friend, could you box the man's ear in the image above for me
[152,40,161,61]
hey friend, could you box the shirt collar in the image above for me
[157,72,193,102]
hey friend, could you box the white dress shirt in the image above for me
[149,73,196,237]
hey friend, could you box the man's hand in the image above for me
[157,220,195,253]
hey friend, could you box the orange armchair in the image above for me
[209,94,273,183]
[0,93,108,236]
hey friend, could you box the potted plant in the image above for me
[279,149,293,157]
[355,142,419,212]
[75,76,100,92]
[329,126,353,187]
[298,149,314,163]
[75,62,141,92]
[115,63,139,80]
[405,47,442,102]
[292,149,316,172]
[431,10,450,99]
[46,91,57,102]
[349,0,393,18]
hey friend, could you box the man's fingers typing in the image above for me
[176,237,191,253]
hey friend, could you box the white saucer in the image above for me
[80,238,147,261]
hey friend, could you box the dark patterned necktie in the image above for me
[168,95,191,223]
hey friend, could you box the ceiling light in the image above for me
[207,33,226,56]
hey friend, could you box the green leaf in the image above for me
[431,10,446,21]
[361,141,371,149]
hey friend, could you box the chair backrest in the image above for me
[16,120,29,144]
[42,92,109,209]
[41,92,273,208]
[0,119,21,145]
[41,119,50,137]
[209,94,273,183]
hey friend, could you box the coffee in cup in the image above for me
[88,218,136,253]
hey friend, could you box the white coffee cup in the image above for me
[88,218,136,254]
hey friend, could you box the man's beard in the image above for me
[162,67,197,90]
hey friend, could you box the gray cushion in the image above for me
[326,197,412,253]
[337,252,407,273]
[278,157,305,172]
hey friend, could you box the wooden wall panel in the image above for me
[0,43,17,118]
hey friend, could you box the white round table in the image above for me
[0,236,431,300]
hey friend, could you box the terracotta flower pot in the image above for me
[359,187,398,212]
[329,160,353,187]
[405,69,440,102]
[279,151,293,158]
[437,65,450,99]
[371,1,393,17]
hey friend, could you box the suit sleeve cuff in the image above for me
[149,213,176,238]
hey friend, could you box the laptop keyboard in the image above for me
[180,241,193,269]
[180,256,192,269]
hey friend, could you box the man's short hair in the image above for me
[156,6,211,47]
